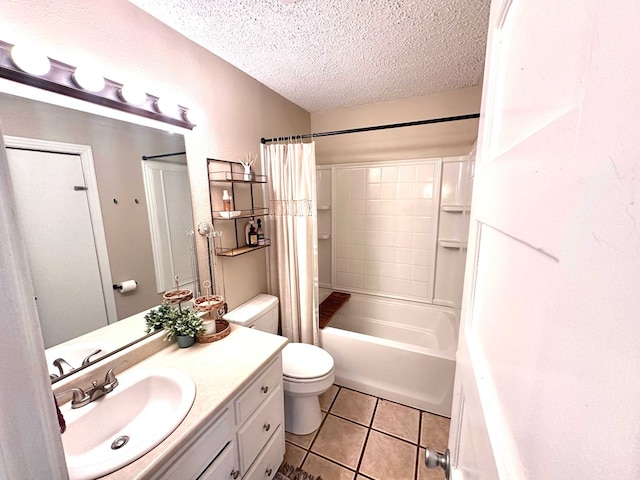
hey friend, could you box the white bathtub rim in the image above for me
[321,324,456,361]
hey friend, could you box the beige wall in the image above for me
[0,0,311,311]
[312,86,482,165]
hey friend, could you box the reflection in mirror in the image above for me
[0,92,194,382]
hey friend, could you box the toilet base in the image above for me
[284,392,323,435]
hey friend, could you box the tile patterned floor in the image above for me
[281,384,450,480]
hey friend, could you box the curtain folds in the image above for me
[261,141,319,345]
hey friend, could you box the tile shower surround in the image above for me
[333,161,439,302]
[282,384,450,480]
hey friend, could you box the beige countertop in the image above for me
[79,324,288,479]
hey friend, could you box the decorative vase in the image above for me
[243,164,254,181]
[176,335,195,348]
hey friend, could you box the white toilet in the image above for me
[224,294,335,435]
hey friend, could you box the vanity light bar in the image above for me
[0,40,194,130]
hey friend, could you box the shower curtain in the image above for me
[261,141,319,345]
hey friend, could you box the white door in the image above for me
[7,148,110,347]
[430,1,640,479]
[142,159,195,293]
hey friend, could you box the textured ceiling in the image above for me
[128,0,491,112]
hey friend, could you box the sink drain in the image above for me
[111,435,129,450]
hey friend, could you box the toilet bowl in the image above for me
[224,294,335,435]
[282,342,335,435]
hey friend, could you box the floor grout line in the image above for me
[353,396,378,476]
[284,384,449,479]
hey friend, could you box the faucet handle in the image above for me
[104,360,127,386]
[81,349,103,366]
[55,387,90,409]
[52,358,75,377]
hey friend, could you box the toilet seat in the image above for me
[282,343,334,381]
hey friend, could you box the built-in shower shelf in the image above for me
[441,204,471,212]
[438,239,468,249]
[317,205,331,210]
[318,234,331,240]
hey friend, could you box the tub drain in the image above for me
[111,435,129,450]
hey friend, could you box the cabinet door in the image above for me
[152,408,233,480]
[197,441,240,480]
[237,385,284,474]
[242,425,284,480]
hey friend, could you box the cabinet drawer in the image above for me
[242,425,285,480]
[237,385,284,474]
[235,356,282,425]
[153,408,233,480]
[197,440,240,480]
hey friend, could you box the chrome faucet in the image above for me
[55,361,126,409]
[49,349,103,380]
[52,358,75,377]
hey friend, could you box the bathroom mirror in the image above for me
[0,91,194,382]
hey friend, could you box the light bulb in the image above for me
[119,83,147,105]
[183,107,203,126]
[72,66,105,92]
[155,96,179,116]
[10,44,51,76]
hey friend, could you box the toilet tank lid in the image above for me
[223,294,279,326]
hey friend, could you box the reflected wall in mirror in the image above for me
[0,92,194,380]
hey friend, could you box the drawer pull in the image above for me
[231,470,240,479]
[263,423,271,432]
[265,468,273,477]
[261,385,269,394]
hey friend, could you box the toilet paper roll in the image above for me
[119,280,137,293]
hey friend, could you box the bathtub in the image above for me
[319,289,457,417]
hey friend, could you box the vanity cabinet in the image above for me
[152,355,284,480]
[208,158,270,257]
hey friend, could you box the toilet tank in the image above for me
[223,294,279,334]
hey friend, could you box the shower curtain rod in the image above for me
[141,151,186,160]
[260,113,480,144]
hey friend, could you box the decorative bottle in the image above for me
[257,218,265,246]
[248,223,258,247]
[245,218,256,245]
[222,190,231,212]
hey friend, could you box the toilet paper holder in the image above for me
[112,280,137,292]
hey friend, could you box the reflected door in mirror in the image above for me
[7,148,109,347]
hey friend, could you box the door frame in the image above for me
[4,135,118,325]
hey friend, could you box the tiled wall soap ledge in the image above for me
[317,205,331,210]
[438,239,468,249]
[441,204,471,212]
[318,234,331,240]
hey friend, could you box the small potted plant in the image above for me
[144,304,173,333]
[164,307,205,348]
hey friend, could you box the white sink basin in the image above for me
[60,367,196,480]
